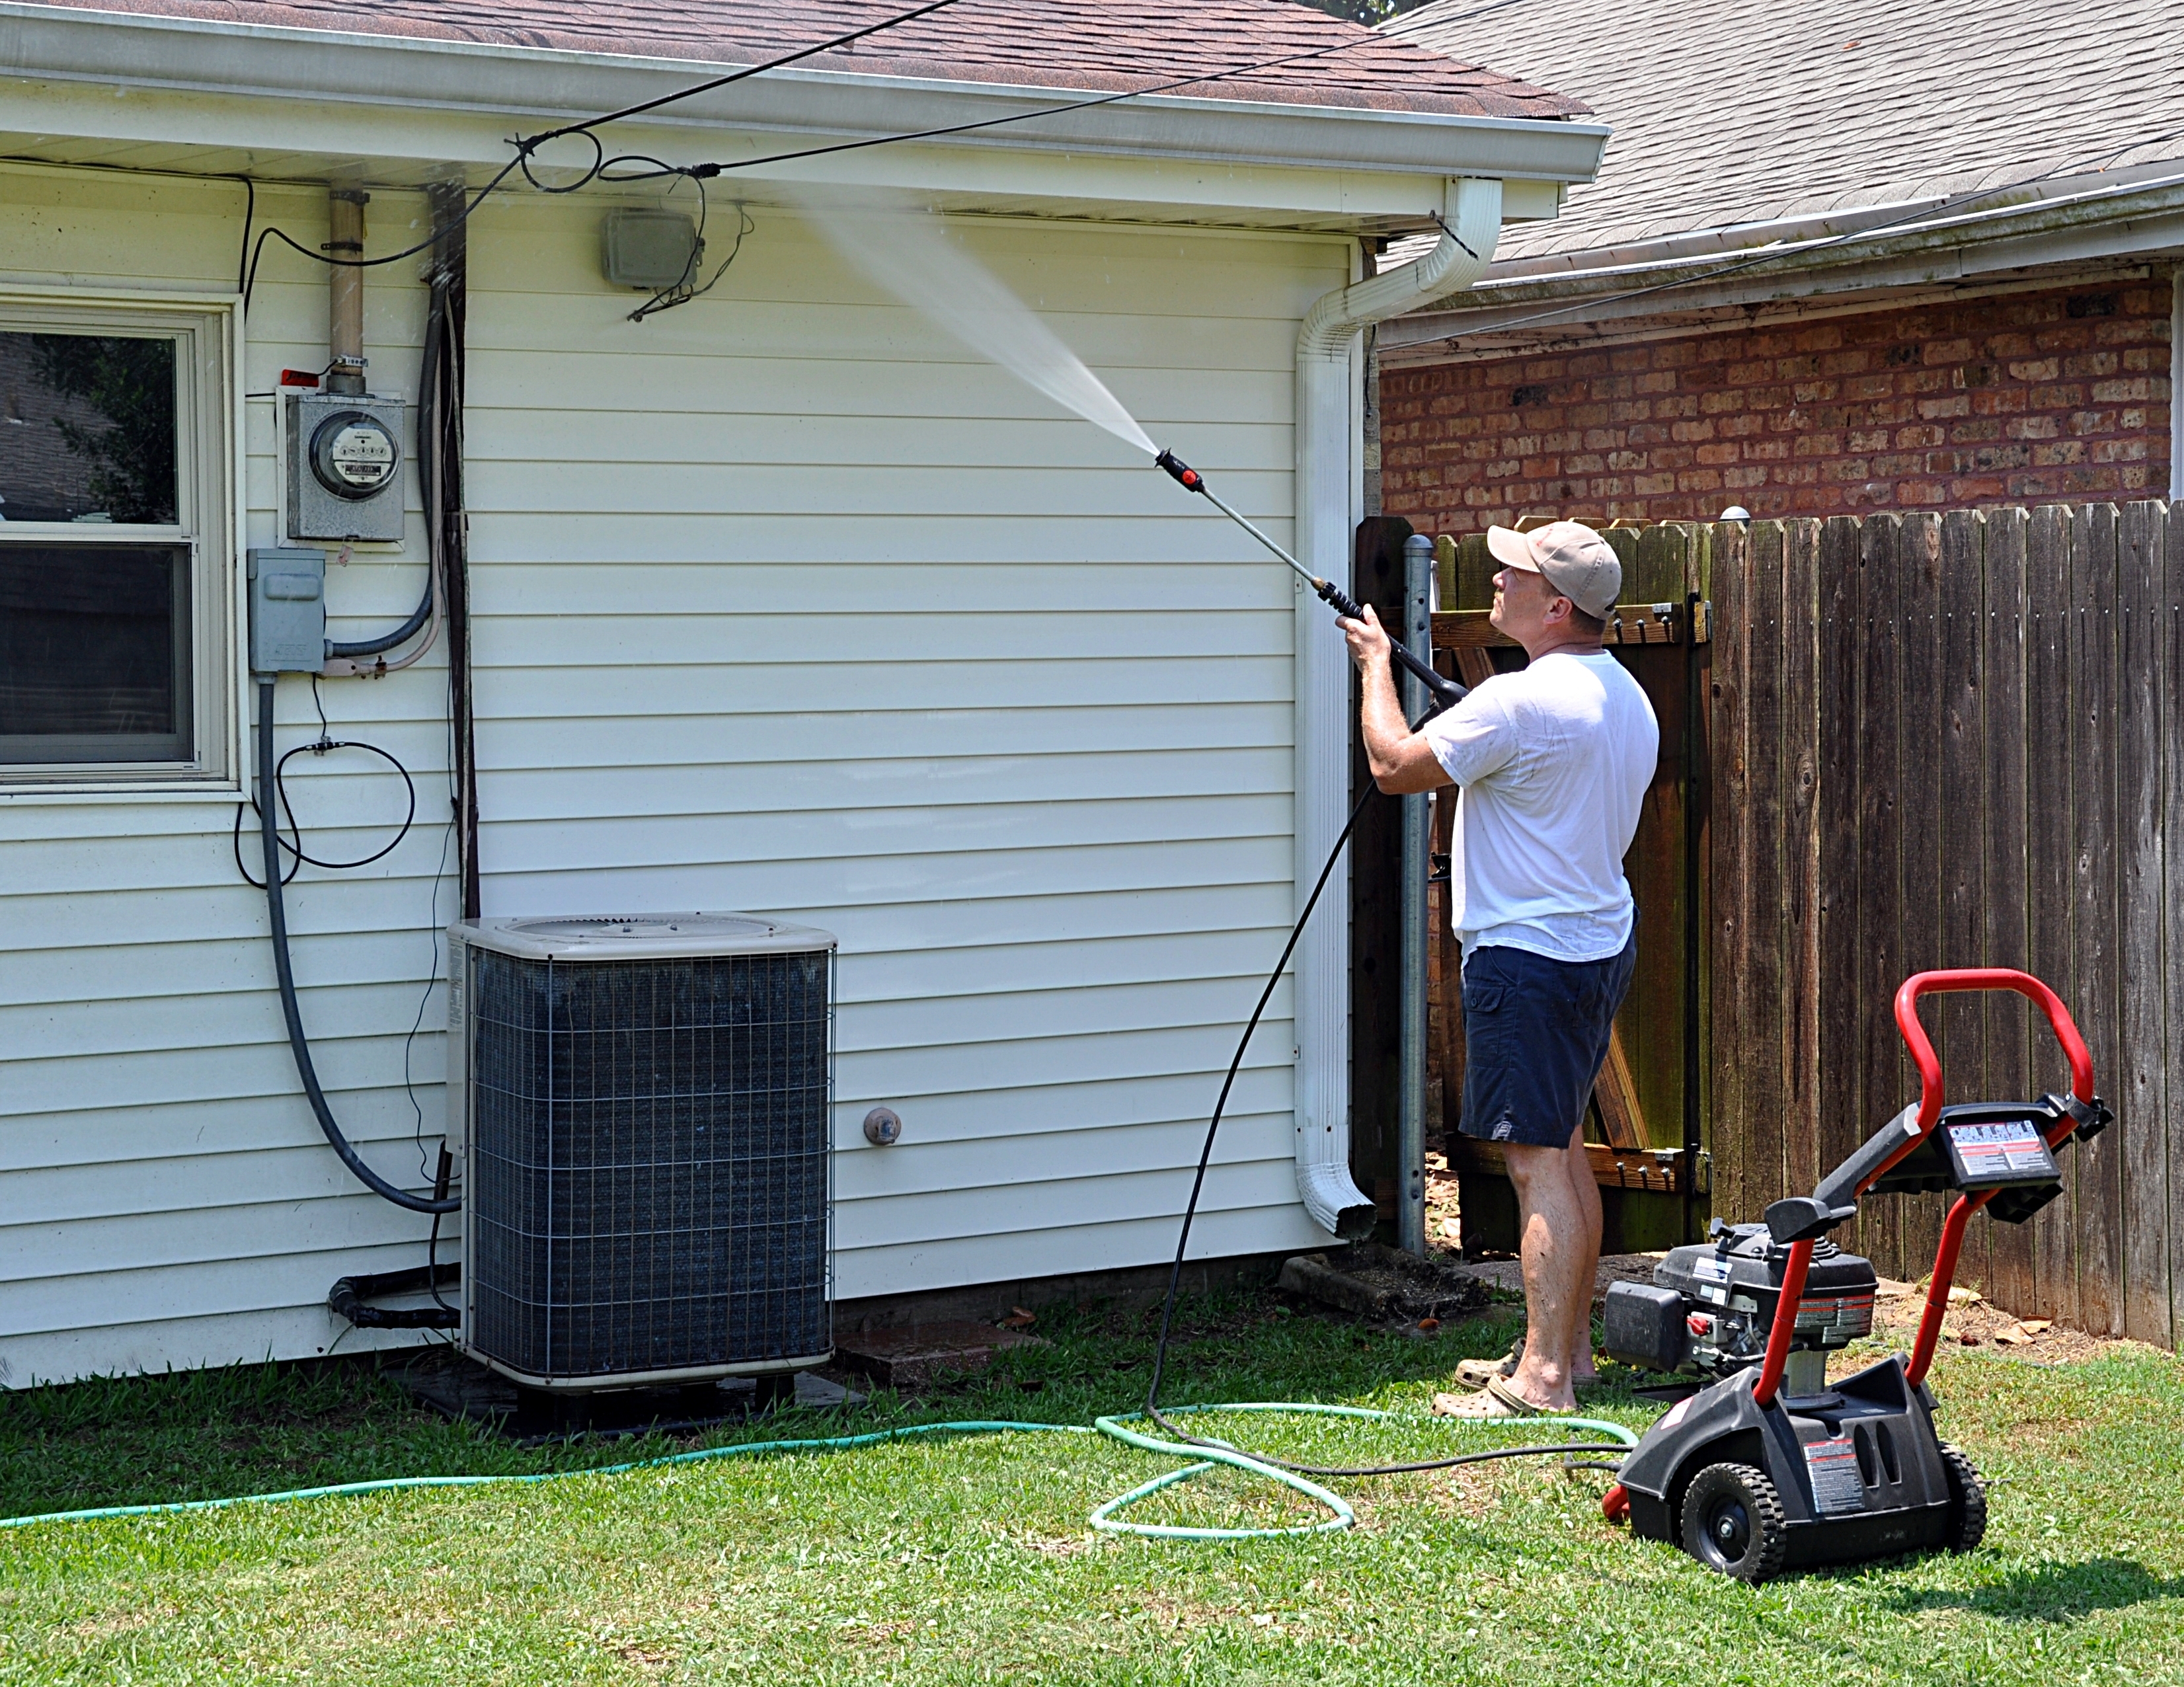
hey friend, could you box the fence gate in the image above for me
[1714,502,2181,1348]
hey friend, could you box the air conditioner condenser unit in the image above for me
[446,913,836,1390]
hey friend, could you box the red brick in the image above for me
[1377,278,2171,533]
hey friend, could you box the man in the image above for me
[1340,521,1657,1417]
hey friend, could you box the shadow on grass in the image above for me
[0,1290,1538,1519]
[1886,1558,2184,1623]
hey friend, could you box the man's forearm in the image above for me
[1339,604,1452,793]
[1357,654,1413,781]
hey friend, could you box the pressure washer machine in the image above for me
[1598,968,2111,1581]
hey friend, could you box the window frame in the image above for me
[0,290,237,792]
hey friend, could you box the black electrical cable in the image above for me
[235,175,253,295]
[236,0,978,307]
[629,183,757,323]
[685,22,1433,181]
[319,294,449,662]
[233,736,416,875]
[256,676,459,1216]
[1139,683,1627,1480]
[233,3,1422,313]
[526,0,975,147]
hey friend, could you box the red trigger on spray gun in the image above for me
[1154,446,1464,713]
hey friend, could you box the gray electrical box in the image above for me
[287,392,406,542]
[601,209,703,290]
[249,547,326,674]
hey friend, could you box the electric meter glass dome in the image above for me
[309,411,400,500]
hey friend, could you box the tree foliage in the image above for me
[28,334,177,524]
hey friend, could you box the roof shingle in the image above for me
[32,0,1588,121]
[1392,0,2184,256]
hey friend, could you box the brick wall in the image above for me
[1380,278,2173,536]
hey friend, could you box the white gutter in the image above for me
[0,2,1610,184]
[1382,168,2184,353]
[1290,174,1501,1238]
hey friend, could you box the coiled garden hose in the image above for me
[0,1408,1637,1540]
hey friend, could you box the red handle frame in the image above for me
[1755,968,2095,1407]
[1897,970,2095,1388]
[1895,968,2095,1134]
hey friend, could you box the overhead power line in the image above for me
[241,0,1545,309]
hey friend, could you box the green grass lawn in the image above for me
[1,1287,2179,1685]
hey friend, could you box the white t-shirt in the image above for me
[1421,649,1658,962]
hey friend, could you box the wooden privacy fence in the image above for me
[1713,501,2183,1349]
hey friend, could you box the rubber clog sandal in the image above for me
[1451,1338,1523,1391]
[1430,1376,1545,1419]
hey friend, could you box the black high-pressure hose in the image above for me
[1142,452,1629,1479]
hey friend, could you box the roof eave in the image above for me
[0,1,1612,185]
[1382,169,2184,352]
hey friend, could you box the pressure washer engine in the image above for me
[1598,968,2111,1581]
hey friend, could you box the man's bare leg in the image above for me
[1501,1142,1589,1412]
[1563,1134,1603,1384]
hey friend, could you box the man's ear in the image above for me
[1541,593,1574,625]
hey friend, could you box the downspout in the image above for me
[1291,175,1502,1237]
[2171,265,2183,501]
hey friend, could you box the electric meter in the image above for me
[310,411,400,499]
[286,391,405,542]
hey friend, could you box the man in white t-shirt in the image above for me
[1340,521,1658,1417]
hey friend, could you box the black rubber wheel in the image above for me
[1938,1440,1987,1553]
[1680,1462,1788,1583]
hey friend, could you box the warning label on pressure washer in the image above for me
[1803,1436,1865,1514]
[1946,1120,2056,1181]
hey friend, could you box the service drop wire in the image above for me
[236,0,973,307]
[234,1,1430,311]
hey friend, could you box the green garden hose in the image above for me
[0,1407,1638,1543]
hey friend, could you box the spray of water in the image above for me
[790,184,1157,456]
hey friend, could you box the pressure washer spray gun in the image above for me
[1155,449,1467,715]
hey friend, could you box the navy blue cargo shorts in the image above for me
[1458,935,1638,1150]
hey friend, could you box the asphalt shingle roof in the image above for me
[34,0,1588,120]
[1390,0,2184,257]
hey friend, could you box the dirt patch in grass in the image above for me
[1869,1280,2167,1366]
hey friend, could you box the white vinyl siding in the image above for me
[0,163,1341,1384]
[0,166,458,1386]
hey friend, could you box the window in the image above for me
[0,301,231,785]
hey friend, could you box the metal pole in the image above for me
[1399,533,1434,1253]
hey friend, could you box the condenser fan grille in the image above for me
[467,947,831,1381]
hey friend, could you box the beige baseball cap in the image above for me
[1485,521,1621,619]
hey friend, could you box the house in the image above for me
[0,0,1604,1384]
[1372,0,2182,533]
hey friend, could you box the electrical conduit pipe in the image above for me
[1290,177,1502,1237]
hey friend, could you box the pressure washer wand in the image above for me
[1155,450,1466,711]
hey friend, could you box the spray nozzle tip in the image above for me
[1153,448,1203,492]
